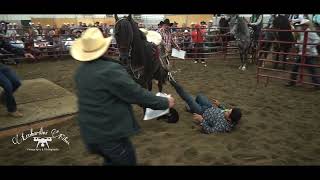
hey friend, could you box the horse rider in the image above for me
[158,19,181,57]
[248,14,264,42]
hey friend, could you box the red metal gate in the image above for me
[256,28,320,87]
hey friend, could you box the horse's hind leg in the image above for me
[273,53,280,69]
[282,47,290,70]
[282,54,288,70]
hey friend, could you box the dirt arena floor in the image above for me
[0,56,320,165]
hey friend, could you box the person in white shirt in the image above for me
[9,34,24,49]
[286,19,320,89]
[6,23,17,38]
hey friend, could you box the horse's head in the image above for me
[114,14,135,62]
[229,15,250,38]
[228,14,239,35]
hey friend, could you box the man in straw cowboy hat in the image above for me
[71,28,175,166]
[286,19,320,89]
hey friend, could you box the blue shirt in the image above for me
[201,105,234,133]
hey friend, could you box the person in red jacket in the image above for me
[192,24,206,65]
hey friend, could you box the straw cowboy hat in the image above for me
[139,28,148,34]
[190,22,195,25]
[70,27,112,62]
[139,28,162,45]
[295,19,311,26]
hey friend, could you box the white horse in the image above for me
[228,15,251,71]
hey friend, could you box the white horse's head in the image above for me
[228,14,239,35]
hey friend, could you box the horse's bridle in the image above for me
[115,18,144,79]
[114,18,134,58]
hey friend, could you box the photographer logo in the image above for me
[12,127,70,151]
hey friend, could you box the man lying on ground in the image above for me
[168,76,242,133]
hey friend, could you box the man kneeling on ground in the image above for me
[169,77,242,133]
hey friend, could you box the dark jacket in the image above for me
[74,57,169,144]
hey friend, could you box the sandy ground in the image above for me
[0,57,320,165]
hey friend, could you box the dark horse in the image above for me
[256,25,278,67]
[271,15,295,70]
[113,14,169,93]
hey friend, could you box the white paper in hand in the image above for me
[143,92,170,120]
[171,48,186,59]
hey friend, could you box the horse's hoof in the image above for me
[238,66,242,70]
[241,66,246,71]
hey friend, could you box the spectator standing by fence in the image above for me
[286,19,320,89]
[192,24,206,66]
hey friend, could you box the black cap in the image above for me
[163,19,173,26]
[157,108,179,123]
[158,21,164,26]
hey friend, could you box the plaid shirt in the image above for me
[159,27,179,52]
[201,104,234,133]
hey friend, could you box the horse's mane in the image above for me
[236,17,249,36]
[127,20,148,66]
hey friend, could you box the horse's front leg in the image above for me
[158,81,163,92]
[243,49,248,70]
[141,82,152,116]
[239,50,244,70]
[147,80,153,92]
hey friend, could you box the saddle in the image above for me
[151,43,170,71]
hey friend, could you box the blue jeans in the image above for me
[86,138,137,166]
[0,65,21,112]
[170,80,213,115]
[290,56,319,85]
